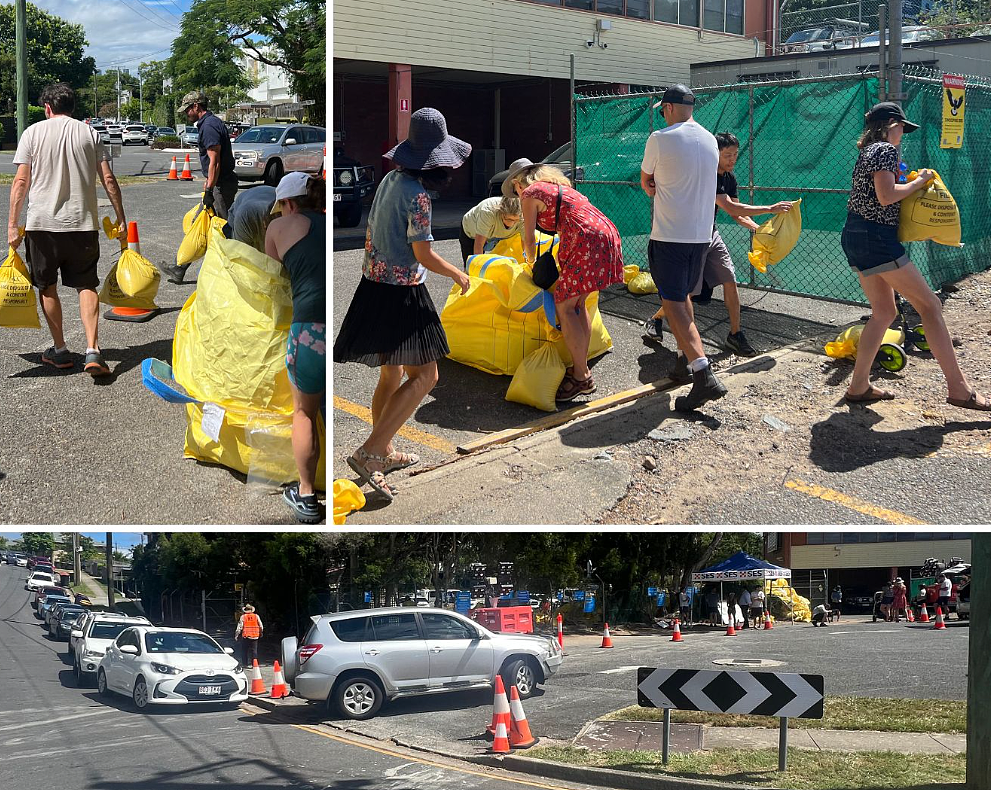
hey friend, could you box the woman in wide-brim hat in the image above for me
[839,102,989,411]
[333,108,472,502]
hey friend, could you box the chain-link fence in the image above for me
[574,67,991,304]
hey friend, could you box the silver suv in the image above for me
[232,124,326,186]
[281,607,564,720]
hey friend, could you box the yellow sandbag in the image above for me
[623,264,640,284]
[333,479,366,525]
[173,223,325,490]
[177,205,214,266]
[898,171,961,247]
[748,198,802,274]
[99,260,159,310]
[182,201,204,235]
[628,271,658,295]
[505,343,566,412]
[0,245,40,329]
[117,248,161,299]
[824,324,904,360]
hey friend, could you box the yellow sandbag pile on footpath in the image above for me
[172,220,326,489]
[440,232,612,411]
[0,242,40,329]
[824,323,904,361]
[768,578,812,622]
[748,198,802,274]
[898,171,962,247]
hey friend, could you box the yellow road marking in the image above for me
[333,395,456,454]
[291,724,579,790]
[785,479,925,525]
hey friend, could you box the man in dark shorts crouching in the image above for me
[640,85,726,411]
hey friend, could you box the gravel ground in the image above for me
[600,268,991,524]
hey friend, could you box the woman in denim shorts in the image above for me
[840,102,989,410]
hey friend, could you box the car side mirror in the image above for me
[70,630,84,639]
[120,645,139,655]
[284,138,297,146]
[224,646,235,654]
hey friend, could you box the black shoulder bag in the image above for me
[531,185,562,290]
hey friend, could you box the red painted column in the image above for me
[384,63,412,176]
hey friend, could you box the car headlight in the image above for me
[83,649,104,658]
[151,662,181,675]
[338,170,354,187]
[234,664,243,674]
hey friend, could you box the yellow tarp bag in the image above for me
[333,479,366,525]
[748,198,802,274]
[824,324,904,360]
[183,201,204,235]
[173,222,325,490]
[99,261,159,310]
[505,342,567,412]
[898,171,962,247]
[628,270,658,295]
[0,245,40,329]
[623,264,640,284]
[177,205,214,267]
[117,248,161,299]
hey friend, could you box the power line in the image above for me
[113,0,180,33]
[122,0,184,28]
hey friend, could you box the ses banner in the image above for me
[941,74,965,149]
[691,568,792,582]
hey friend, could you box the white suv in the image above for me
[281,607,564,720]
[123,124,149,145]
[70,612,151,685]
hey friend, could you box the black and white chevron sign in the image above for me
[638,667,824,719]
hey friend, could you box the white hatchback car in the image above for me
[26,571,55,592]
[97,626,248,709]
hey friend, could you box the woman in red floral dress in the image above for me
[506,161,624,401]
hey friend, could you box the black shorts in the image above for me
[25,230,100,290]
[648,239,709,302]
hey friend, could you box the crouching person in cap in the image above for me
[236,604,263,665]
[334,108,472,502]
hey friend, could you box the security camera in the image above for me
[601,42,608,49]
[586,39,594,48]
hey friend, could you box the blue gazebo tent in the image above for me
[691,552,792,625]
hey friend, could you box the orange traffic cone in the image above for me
[671,618,684,642]
[249,659,266,694]
[932,606,946,630]
[725,620,737,637]
[919,606,930,623]
[491,717,511,754]
[508,685,538,748]
[763,611,773,630]
[600,623,614,648]
[167,156,178,180]
[270,660,289,698]
[321,146,327,180]
[906,607,915,623]
[487,675,511,735]
[180,154,193,180]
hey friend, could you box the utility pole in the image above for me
[878,5,887,101]
[968,533,990,790]
[116,69,121,122]
[887,0,903,102]
[139,68,143,123]
[93,72,98,117]
[15,0,27,137]
[105,532,115,611]
[72,532,81,587]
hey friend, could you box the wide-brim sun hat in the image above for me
[501,157,535,199]
[384,107,472,170]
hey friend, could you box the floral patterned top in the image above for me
[847,142,900,226]
[363,170,432,285]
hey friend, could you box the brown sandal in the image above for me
[947,390,991,412]
[346,449,397,501]
[844,386,895,403]
[555,374,596,402]
[383,450,420,474]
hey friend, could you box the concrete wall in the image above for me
[791,540,972,570]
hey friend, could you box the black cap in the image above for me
[866,102,919,133]
[653,84,695,108]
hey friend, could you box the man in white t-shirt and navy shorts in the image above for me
[640,85,726,411]
[6,83,126,376]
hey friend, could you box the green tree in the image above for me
[0,536,7,550]
[923,0,991,35]
[20,532,55,557]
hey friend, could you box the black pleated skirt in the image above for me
[333,277,450,367]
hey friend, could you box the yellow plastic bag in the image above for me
[99,260,159,310]
[177,205,214,267]
[748,198,802,273]
[824,324,904,360]
[182,201,204,235]
[628,270,658,294]
[898,171,962,247]
[505,343,566,412]
[0,245,40,329]
[117,248,161,299]
[333,479,366,525]
[173,224,325,489]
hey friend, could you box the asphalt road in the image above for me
[0,174,314,525]
[0,564,603,790]
[0,145,203,179]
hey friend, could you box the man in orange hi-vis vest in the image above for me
[235,604,264,665]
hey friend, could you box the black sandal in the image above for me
[555,374,596,402]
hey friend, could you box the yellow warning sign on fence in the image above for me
[941,73,965,149]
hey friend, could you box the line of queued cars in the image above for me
[12,557,249,711]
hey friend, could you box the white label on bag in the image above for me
[201,403,225,443]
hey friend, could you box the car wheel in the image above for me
[502,658,537,699]
[337,202,363,228]
[332,676,383,720]
[97,669,111,697]
[264,159,284,187]
[132,677,150,710]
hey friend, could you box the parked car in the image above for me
[106,125,123,145]
[179,125,199,147]
[91,125,110,144]
[15,555,28,567]
[36,593,71,621]
[49,605,86,639]
[956,581,970,619]
[843,587,875,613]
[331,148,376,227]
[281,607,564,721]
[781,25,863,53]
[123,124,149,145]
[232,123,327,187]
[488,142,580,197]
[26,571,56,592]
[859,26,943,46]
[157,127,177,138]
[70,612,151,677]
[97,626,247,709]
[32,585,66,610]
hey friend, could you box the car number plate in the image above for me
[198,685,222,695]
[333,193,342,201]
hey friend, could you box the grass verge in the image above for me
[603,697,966,734]
[0,174,165,186]
[529,746,965,790]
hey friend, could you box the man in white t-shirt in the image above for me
[7,83,126,376]
[640,85,726,411]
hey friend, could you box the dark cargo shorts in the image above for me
[25,230,101,290]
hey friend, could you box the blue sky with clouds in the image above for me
[2,532,146,553]
[35,0,192,71]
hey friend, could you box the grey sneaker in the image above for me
[83,351,111,377]
[159,262,189,285]
[726,331,758,357]
[41,346,74,370]
[674,364,728,411]
[643,318,663,344]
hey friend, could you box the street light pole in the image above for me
[139,68,143,123]
[116,68,121,122]
[105,532,115,611]
[15,0,27,138]
[968,533,990,790]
